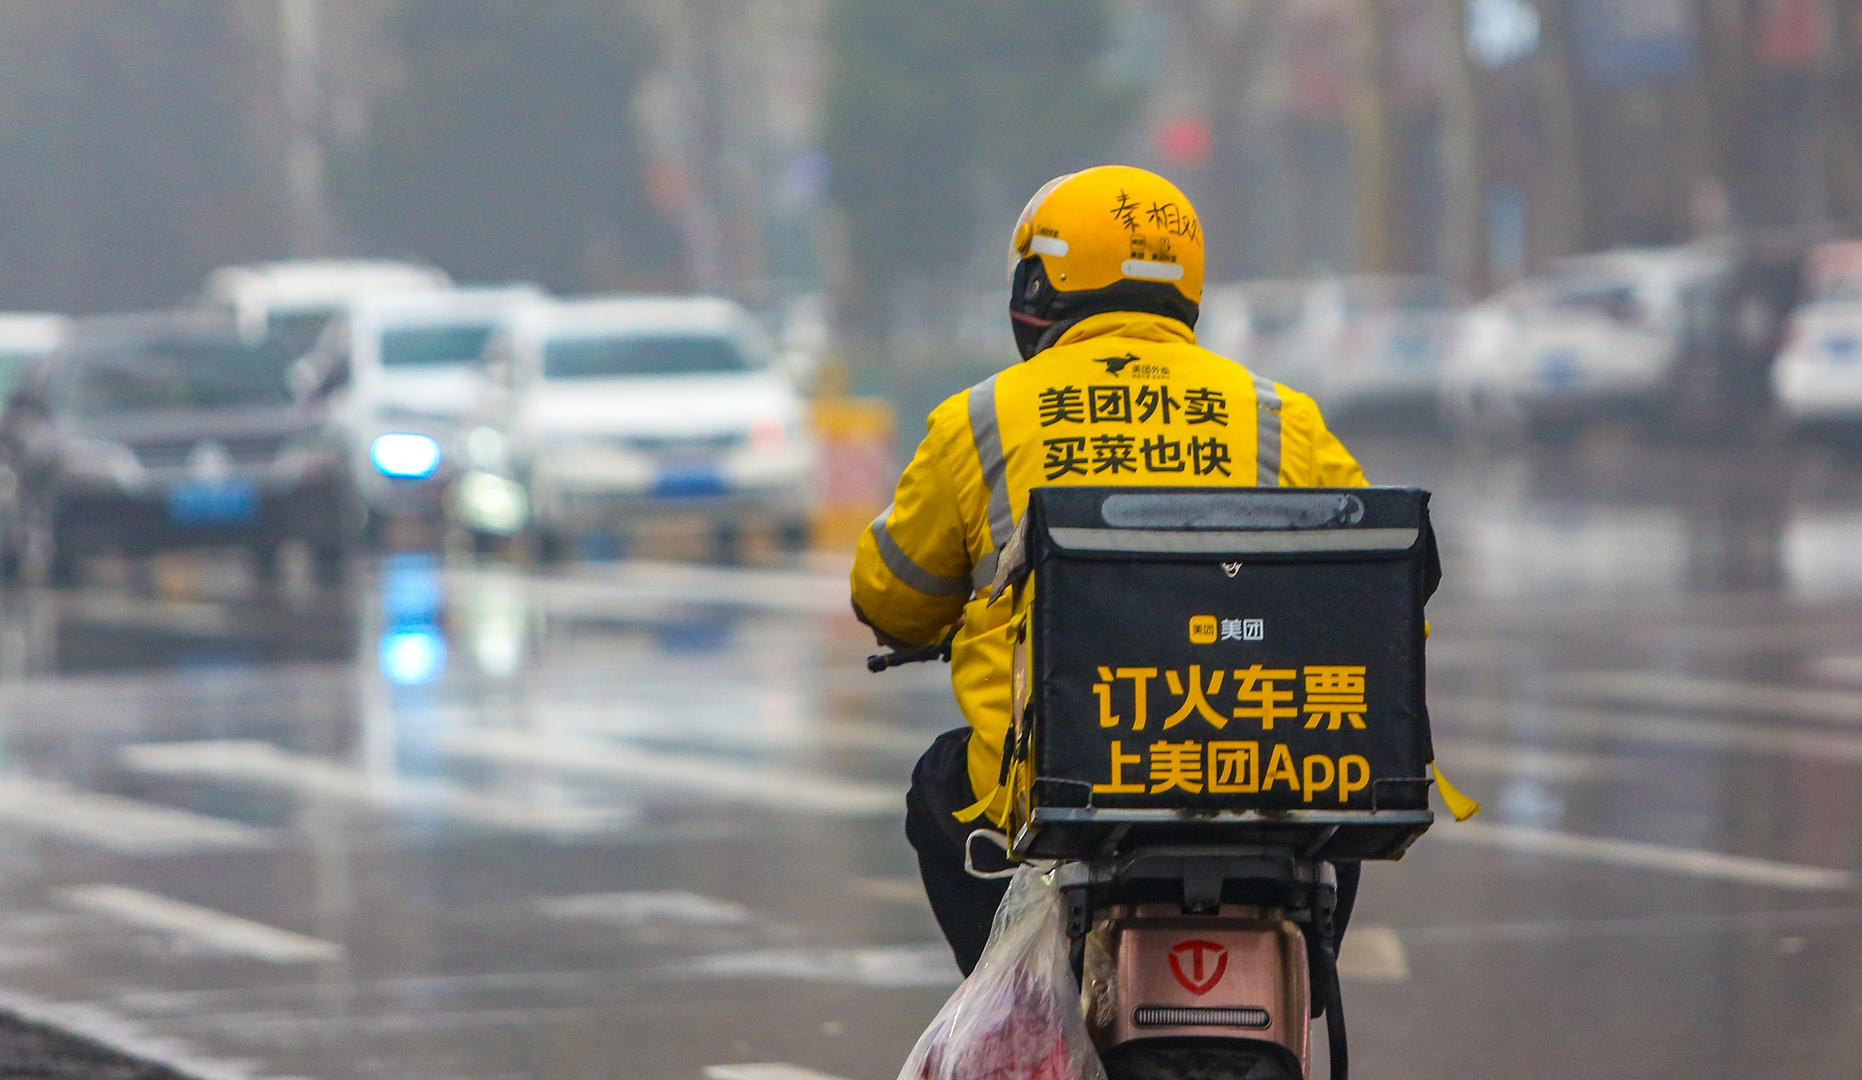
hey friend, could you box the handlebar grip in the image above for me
[866,638,955,672]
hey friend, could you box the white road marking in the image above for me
[1433,695,1862,764]
[119,739,633,835]
[1557,670,1862,723]
[0,775,268,854]
[0,661,353,735]
[1439,742,1624,782]
[1807,654,1862,685]
[536,891,756,927]
[448,560,848,617]
[1436,822,1854,891]
[666,944,959,988]
[705,1066,861,1080]
[1398,904,1862,946]
[442,729,901,817]
[852,877,928,904]
[0,984,274,1080]
[58,885,344,964]
[1336,925,1408,982]
[421,699,935,759]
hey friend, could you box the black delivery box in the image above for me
[1001,486,1437,861]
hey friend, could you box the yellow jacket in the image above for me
[852,311,1367,824]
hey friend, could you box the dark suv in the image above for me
[4,313,359,585]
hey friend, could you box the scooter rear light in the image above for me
[1133,1006,1271,1029]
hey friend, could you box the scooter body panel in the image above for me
[1090,902,1310,1074]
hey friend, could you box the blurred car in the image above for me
[1442,246,1732,434]
[1197,279,1315,384]
[1772,240,1862,431]
[480,296,816,561]
[0,314,69,578]
[294,285,545,536]
[199,258,454,362]
[3,313,358,585]
[1293,275,1465,413]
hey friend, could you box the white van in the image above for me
[492,296,815,560]
[201,259,453,359]
[304,286,545,527]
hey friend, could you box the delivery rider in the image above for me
[851,165,1370,975]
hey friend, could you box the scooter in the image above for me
[872,642,1349,1080]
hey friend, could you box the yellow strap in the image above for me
[1431,762,1481,822]
[951,786,997,824]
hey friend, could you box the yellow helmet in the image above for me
[1008,165,1204,359]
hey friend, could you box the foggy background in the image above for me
[9,0,1857,377]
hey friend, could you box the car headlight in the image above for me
[64,438,143,489]
[453,470,528,535]
[370,433,442,479]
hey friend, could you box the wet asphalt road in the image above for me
[0,433,1859,1080]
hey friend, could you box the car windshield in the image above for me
[1545,275,1645,323]
[63,339,293,415]
[266,310,334,359]
[381,323,495,368]
[542,333,752,378]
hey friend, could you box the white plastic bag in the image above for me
[897,864,1107,1080]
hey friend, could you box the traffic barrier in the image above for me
[811,396,897,555]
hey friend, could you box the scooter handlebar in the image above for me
[866,638,953,672]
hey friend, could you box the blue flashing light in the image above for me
[370,433,442,479]
[380,625,447,686]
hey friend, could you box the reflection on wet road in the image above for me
[0,438,1859,1079]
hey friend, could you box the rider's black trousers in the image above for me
[906,727,1360,978]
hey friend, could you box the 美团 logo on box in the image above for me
[1190,616,1264,643]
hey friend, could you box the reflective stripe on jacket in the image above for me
[852,311,1367,824]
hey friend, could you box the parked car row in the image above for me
[0,259,820,584]
[1206,236,1862,440]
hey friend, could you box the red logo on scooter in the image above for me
[1168,939,1229,996]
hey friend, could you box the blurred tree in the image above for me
[330,0,681,291]
[823,0,1133,346]
[0,2,284,313]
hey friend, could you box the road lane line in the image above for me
[535,891,757,928]
[666,943,958,988]
[1337,925,1408,982]
[0,775,268,854]
[442,729,901,817]
[852,877,928,904]
[1556,671,1862,723]
[705,1066,861,1080]
[1438,742,1624,782]
[119,739,633,835]
[1807,654,1862,685]
[448,561,849,617]
[1435,822,1854,891]
[1398,904,1862,946]
[1432,695,1862,764]
[58,885,343,963]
